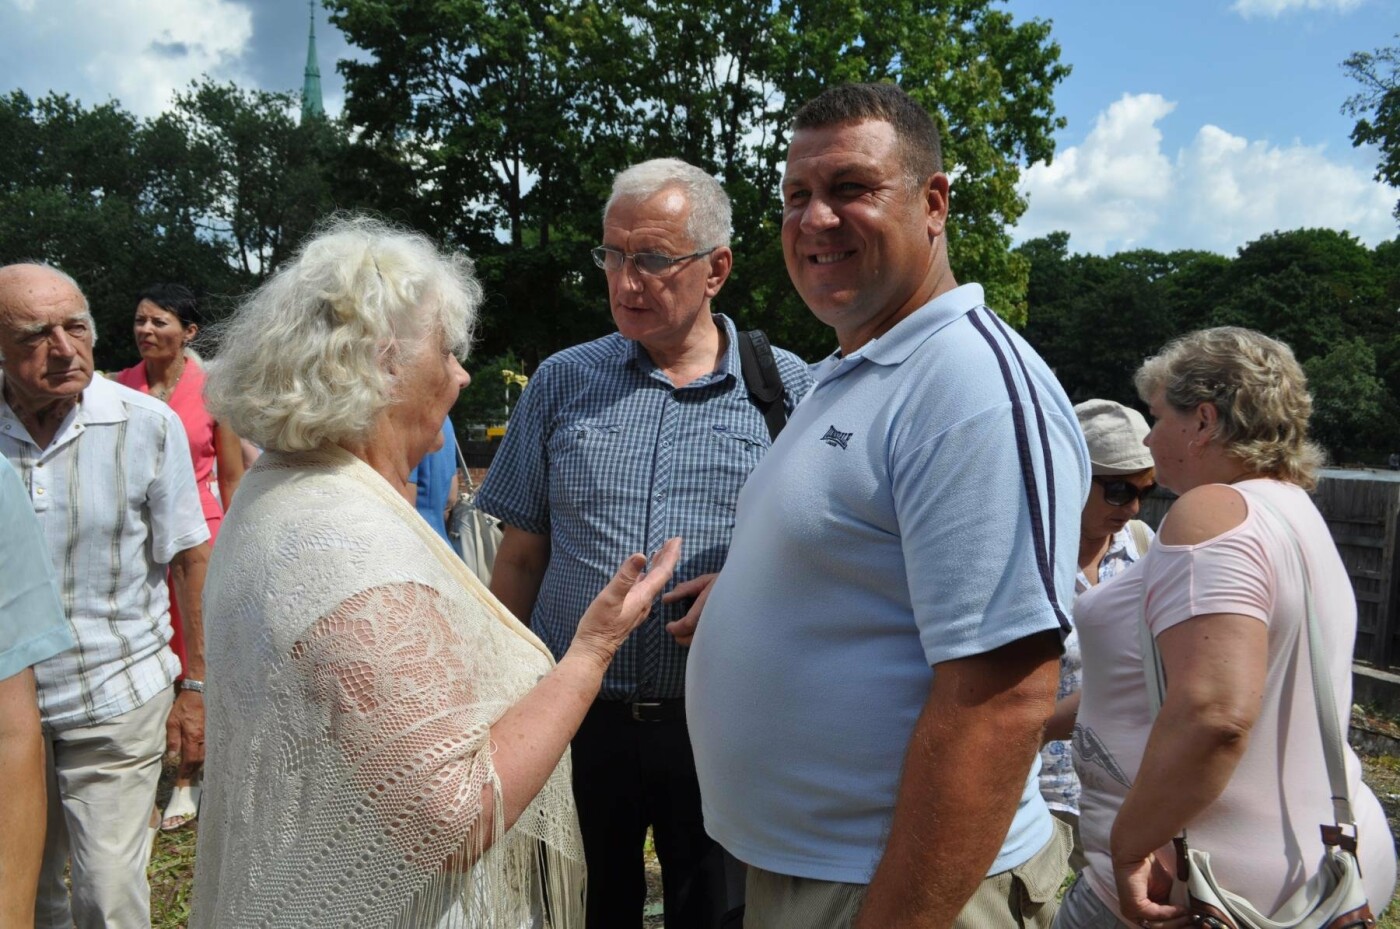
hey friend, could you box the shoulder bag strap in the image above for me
[1138,490,1356,836]
[453,436,475,494]
[1249,494,1354,828]
[736,329,788,441]
[1127,519,1151,558]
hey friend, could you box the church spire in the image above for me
[301,0,324,123]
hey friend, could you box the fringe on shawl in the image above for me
[391,771,586,929]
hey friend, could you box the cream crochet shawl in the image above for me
[192,446,584,928]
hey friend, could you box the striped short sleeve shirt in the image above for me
[0,373,210,729]
[476,314,813,701]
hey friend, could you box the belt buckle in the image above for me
[631,701,663,722]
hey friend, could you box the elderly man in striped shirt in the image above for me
[477,158,812,928]
[0,263,211,929]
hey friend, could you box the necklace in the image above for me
[149,355,186,404]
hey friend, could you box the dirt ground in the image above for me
[644,833,665,928]
[1361,729,1400,929]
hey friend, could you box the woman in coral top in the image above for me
[114,283,246,830]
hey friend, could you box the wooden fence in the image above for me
[1140,469,1400,667]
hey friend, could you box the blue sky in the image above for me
[1005,0,1398,253]
[1009,0,1387,168]
[1,0,1395,256]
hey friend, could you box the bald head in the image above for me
[0,263,97,406]
[0,263,89,324]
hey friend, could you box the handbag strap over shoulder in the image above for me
[453,436,476,494]
[1127,519,1151,558]
[1138,488,1357,834]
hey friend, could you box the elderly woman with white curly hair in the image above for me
[190,216,680,929]
[1055,327,1396,929]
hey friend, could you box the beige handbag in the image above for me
[1138,495,1375,929]
[447,443,502,586]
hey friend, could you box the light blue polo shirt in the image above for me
[0,455,73,681]
[687,284,1089,883]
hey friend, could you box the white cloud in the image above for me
[1014,92,1397,255]
[1,0,254,117]
[1230,0,1366,18]
[1016,94,1178,252]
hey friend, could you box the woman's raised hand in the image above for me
[571,537,681,668]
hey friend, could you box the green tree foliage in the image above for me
[451,350,527,425]
[328,0,1070,363]
[1305,338,1397,462]
[0,91,238,364]
[1018,229,1400,464]
[164,81,347,278]
[1371,238,1400,412]
[331,0,629,360]
[1020,234,1220,403]
[1343,35,1400,221]
[0,84,356,371]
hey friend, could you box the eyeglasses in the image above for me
[590,246,716,276]
[1093,477,1156,507]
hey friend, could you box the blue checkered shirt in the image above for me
[476,314,813,700]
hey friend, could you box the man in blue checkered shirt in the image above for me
[476,157,812,929]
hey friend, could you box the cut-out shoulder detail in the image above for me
[1159,483,1248,547]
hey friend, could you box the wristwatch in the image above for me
[179,679,205,694]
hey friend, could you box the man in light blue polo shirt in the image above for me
[682,83,1089,928]
[0,455,75,924]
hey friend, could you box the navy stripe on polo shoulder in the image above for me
[966,307,1071,633]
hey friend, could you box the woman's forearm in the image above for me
[415,543,675,869]
[475,542,678,852]
[484,650,607,835]
[0,670,45,927]
[1112,614,1265,863]
[1111,696,1252,862]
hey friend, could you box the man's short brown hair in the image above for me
[792,82,943,183]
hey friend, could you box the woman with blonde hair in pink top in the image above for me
[1055,327,1396,929]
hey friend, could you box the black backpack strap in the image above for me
[736,329,788,441]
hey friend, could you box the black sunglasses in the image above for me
[1093,477,1156,507]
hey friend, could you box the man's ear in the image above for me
[705,246,734,299]
[924,173,950,239]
